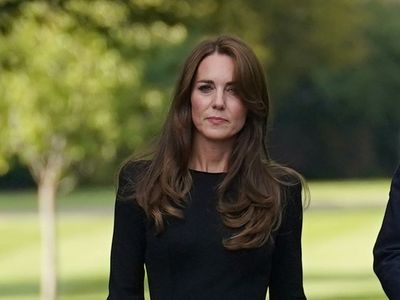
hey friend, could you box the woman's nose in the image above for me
[212,89,225,110]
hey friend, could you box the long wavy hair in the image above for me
[132,35,305,250]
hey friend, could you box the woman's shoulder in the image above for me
[266,163,307,211]
[278,175,307,233]
[275,172,305,234]
[266,163,303,194]
[116,159,151,200]
[119,159,151,179]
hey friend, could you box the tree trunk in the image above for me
[38,173,58,300]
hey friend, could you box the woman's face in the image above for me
[190,53,247,145]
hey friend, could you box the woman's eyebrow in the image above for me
[196,80,237,85]
[196,79,214,84]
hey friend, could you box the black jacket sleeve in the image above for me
[107,162,147,300]
[373,166,400,299]
[269,182,306,299]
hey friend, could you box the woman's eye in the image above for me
[198,85,212,92]
[226,86,237,94]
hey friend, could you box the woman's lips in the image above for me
[206,116,228,125]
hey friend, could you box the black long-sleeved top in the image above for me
[374,166,400,299]
[107,162,306,300]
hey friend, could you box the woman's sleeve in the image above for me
[107,163,147,300]
[269,182,306,299]
[373,166,400,299]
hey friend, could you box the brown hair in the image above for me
[133,35,306,250]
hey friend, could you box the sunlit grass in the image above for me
[0,187,115,212]
[308,179,391,208]
[302,209,386,299]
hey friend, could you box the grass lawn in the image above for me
[0,179,391,300]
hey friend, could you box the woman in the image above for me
[107,35,307,300]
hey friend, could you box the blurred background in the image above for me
[0,0,399,299]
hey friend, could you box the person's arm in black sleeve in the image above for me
[107,162,147,300]
[373,166,400,299]
[269,182,306,300]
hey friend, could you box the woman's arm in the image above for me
[107,163,147,300]
[269,182,306,299]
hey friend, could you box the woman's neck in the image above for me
[189,136,233,173]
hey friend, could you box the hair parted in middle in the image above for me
[132,35,304,250]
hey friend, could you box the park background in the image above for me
[0,0,399,299]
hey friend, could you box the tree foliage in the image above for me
[269,0,400,177]
[0,0,399,180]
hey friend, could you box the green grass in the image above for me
[0,187,115,212]
[0,179,392,299]
[308,179,391,208]
[302,209,386,299]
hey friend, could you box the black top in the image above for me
[107,162,306,300]
[374,166,400,299]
